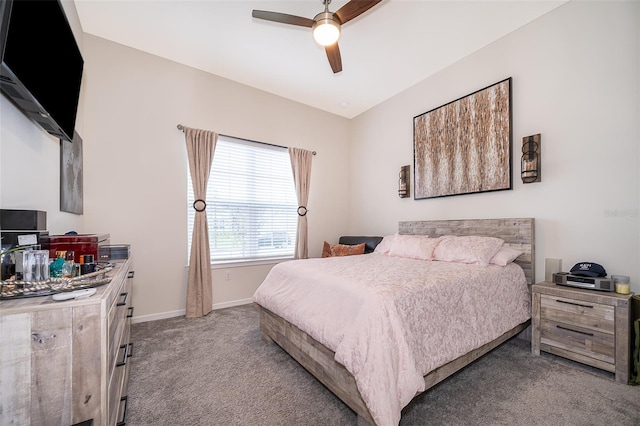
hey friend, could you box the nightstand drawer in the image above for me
[540,294,614,333]
[540,318,615,364]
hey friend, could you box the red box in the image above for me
[41,234,110,262]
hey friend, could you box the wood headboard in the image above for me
[398,218,535,285]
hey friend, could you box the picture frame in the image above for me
[413,78,512,199]
[60,130,83,214]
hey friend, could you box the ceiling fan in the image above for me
[252,0,382,74]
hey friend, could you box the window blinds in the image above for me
[187,135,298,262]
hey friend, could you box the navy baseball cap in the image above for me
[570,262,607,277]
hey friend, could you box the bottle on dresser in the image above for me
[61,251,75,278]
[50,251,65,278]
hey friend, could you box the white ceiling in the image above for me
[74,0,567,119]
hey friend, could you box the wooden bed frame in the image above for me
[258,218,535,425]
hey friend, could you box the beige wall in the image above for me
[349,1,639,291]
[1,1,638,321]
[80,35,351,320]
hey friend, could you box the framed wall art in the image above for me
[413,78,512,199]
[60,130,83,214]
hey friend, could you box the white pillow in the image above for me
[433,235,504,266]
[388,234,441,260]
[373,234,395,255]
[490,246,524,266]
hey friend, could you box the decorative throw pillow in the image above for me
[489,246,524,266]
[331,242,366,257]
[433,235,505,266]
[322,241,332,258]
[322,241,366,258]
[373,234,395,255]
[388,234,442,260]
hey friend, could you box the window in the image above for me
[187,135,298,263]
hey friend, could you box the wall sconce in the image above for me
[398,165,410,198]
[521,134,541,183]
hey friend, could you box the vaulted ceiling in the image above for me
[75,0,567,118]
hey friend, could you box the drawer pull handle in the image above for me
[556,299,593,309]
[116,343,130,367]
[117,292,129,306]
[127,342,134,358]
[127,306,134,318]
[116,395,128,426]
[127,270,135,279]
[556,325,594,336]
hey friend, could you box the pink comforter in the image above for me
[253,253,531,426]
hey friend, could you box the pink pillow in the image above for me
[490,246,524,266]
[373,234,395,255]
[388,235,441,260]
[433,236,504,266]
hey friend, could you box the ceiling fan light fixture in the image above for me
[252,0,383,73]
[312,14,340,46]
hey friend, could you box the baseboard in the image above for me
[213,298,254,311]
[131,298,254,324]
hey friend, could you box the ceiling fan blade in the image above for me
[334,0,382,24]
[325,43,342,74]
[252,10,314,28]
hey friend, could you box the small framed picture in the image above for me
[60,130,83,215]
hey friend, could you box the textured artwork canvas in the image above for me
[413,78,512,199]
[60,131,83,214]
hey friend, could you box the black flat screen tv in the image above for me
[0,0,83,142]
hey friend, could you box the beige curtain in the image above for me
[288,148,313,259]
[184,127,217,318]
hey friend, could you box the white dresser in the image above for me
[0,258,134,425]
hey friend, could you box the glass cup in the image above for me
[612,275,630,294]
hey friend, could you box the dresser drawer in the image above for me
[540,318,615,364]
[107,270,132,376]
[108,340,132,426]
[540,294,614,333]
[107,269,133,425]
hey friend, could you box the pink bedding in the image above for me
[253,253,531,426]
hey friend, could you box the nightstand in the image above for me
[532,281,633,384]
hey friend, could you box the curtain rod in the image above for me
[177,124,316,155]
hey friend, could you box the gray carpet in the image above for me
[126,304,640,425]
